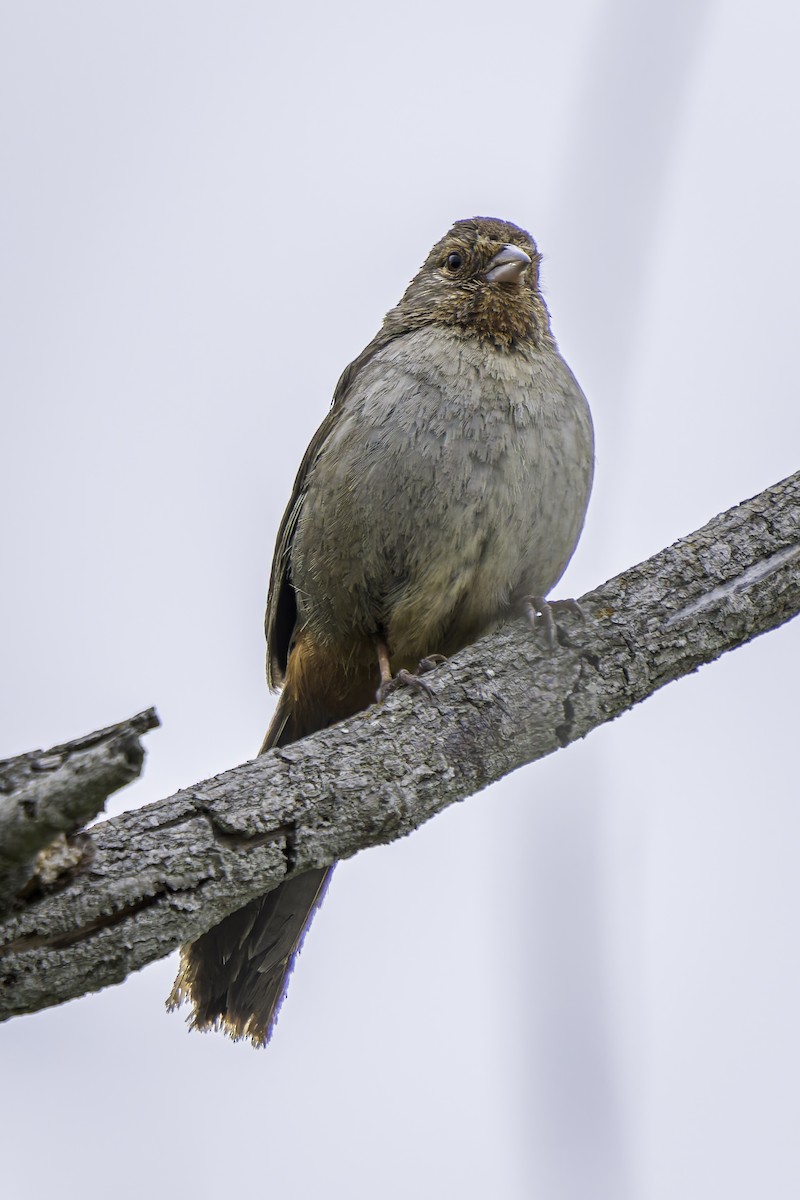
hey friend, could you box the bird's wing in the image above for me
[264,326,397,686]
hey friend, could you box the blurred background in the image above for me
[2,2,799,1197]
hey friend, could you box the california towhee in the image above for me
[168,216,594,1045]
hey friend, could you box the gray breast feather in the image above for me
[290,326,594,659]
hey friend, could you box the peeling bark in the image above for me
[0,709,160,917]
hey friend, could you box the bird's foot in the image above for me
[374,643,447,704]
[416,653,448,675]
[377,668,437,704]
[523,596,585,649]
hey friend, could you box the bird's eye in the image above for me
[445,251,463,271]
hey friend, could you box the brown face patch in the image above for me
[388,217,553,351]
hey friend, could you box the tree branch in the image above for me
[1,472,798,1023]
[0,710,160,917]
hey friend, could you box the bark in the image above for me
[0,710,160,917]
[0,472,798,1023]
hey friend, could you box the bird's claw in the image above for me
[376,657,445,703]
[524,596,585,648]
[417,653,448,675]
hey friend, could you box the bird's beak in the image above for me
[484,243,532,284]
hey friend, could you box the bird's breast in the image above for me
[291,327,593,665]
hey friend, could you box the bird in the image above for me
[168,216,595,1046]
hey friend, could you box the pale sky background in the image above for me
[2,3,799,1198]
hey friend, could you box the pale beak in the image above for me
[484,243,532,284]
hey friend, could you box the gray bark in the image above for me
[0,710,160,917]
[0,472,798,1023]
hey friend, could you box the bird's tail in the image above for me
[167,689,334,1047]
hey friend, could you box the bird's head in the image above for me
[387,217,553,351]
